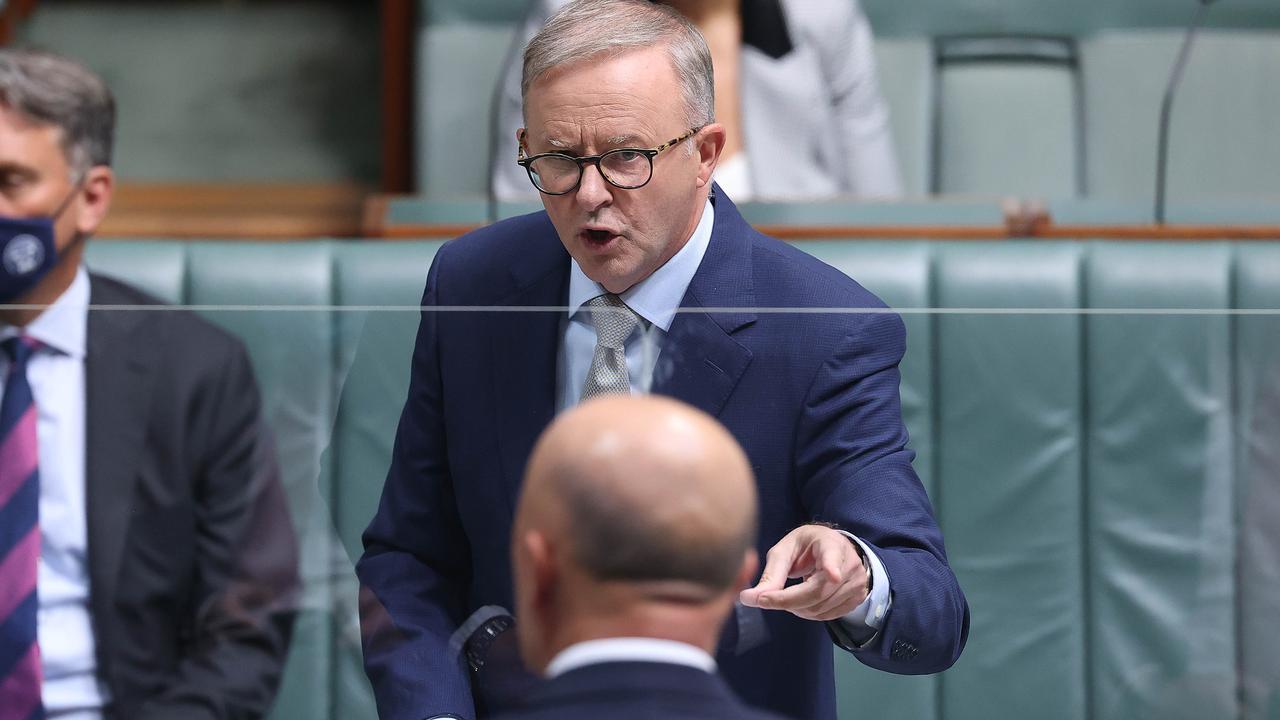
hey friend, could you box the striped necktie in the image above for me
[0,336,43,720]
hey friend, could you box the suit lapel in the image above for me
[84,277,156,609]
[652,193,757,418]
[490,238,570,504]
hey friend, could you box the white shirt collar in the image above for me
[544,637,717,679]
[567,198,715,332]
[0,265,89,359]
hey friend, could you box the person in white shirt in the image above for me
[497,394,786,720]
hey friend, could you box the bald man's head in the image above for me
[512,395,758,670]
[522,395,756,590]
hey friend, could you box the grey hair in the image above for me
[0,48,115,175]
[521,0,715,131]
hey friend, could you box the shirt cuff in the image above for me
[831,531,892,649]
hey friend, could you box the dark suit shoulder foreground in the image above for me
[89,273,252,359]
[491,662,791,720]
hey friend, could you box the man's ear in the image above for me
[523,530,558,611]
[74,165,113,237]
[693,123,727,190]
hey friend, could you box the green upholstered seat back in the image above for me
[1084,31,1280,204]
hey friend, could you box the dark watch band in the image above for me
[464,614,515,673]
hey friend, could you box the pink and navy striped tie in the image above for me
[0,337,43,720]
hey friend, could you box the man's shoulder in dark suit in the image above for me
[425,210,566,304]
[491,662,790,720]
[88,272,254,363]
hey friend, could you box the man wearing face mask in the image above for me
[0,49,298,719]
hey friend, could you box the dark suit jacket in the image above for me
[489,661,790,720]
[357,192,969,720]
[85,275,299,720]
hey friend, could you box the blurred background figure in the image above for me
[0,48,297,719]
[491,0,903,202]
[500,394,785,720]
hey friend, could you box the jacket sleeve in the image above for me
[794,310,968,674]
[356,249,477,720]
[137,337,301,720]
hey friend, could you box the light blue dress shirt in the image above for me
[554,199,891,644]
[0,267,107,719]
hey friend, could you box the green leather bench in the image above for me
[83,238,1280,720]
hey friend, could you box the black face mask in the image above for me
[0,184,80,304]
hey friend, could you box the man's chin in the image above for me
[573,256,633,295]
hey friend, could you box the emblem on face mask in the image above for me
[2,234,45,277]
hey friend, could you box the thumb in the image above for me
[740,534,798,607]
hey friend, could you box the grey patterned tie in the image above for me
[580,293,640,400]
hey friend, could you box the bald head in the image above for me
[512,395,759,671]
[521,395,756,593]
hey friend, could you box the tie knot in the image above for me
[583,294,639,349]
[1,336,40,367]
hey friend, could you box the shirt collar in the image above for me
[545,637,717,679]
[0,265,89,359]
[567,198,715,332]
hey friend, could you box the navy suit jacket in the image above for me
[357,192,969,720]
[489,661,790,720]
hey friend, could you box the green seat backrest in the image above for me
[417,21,522,198]
[1047,198,1280,226]
[81,242,186,302]
[329,241,445,720]
[420,0,529,24]
[935,243,1087,720]
[735,199,1005,227]
[934,38,1081,197]
[862,0,1280,36]
[1084,31,1280,204]
[1085,245,1236,719]
[1235,245,1280,720]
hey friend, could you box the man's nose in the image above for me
[574,164,613,212]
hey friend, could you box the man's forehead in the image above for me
[527,46,679,107]
[0,104,67,145]
[536,129,644,149]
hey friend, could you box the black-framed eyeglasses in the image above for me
[517,126,704,196]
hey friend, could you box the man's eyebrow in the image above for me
[607,134,639,146]
[544,137,571,149]
[0,162,37,180]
